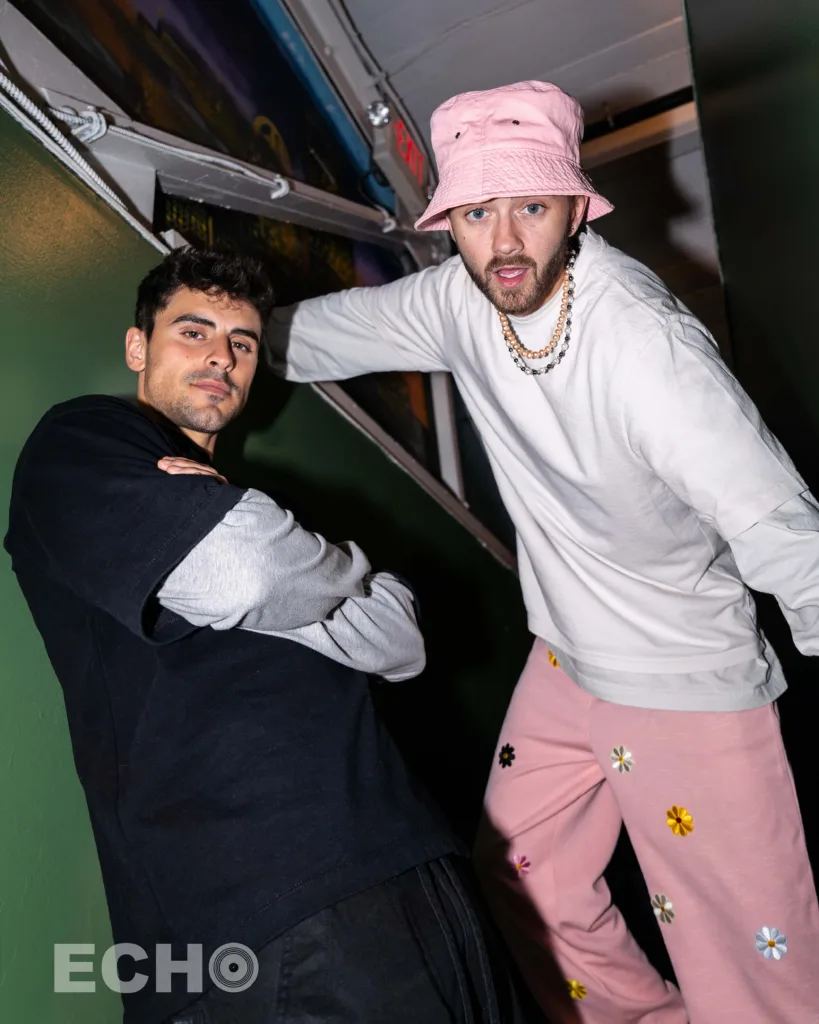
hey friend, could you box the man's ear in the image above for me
[446,213,455,241]
[571,196,590,236]
[125,327,147,373]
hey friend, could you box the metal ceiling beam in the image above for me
[279,0,435,224]
[86,117,418,253]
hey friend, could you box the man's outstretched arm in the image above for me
[265,260,456,382]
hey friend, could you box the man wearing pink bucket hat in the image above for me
[267,81,819,1022]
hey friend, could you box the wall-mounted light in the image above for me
[366,99,392,128]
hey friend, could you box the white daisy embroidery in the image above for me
[651,894,674,924]
[755,927,788,960]
[610,746,634,773]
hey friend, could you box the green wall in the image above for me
[0,108,530,1021]
[0,109,158,1024]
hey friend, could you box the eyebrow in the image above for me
[170,313,259,345]
[466,196,549,207]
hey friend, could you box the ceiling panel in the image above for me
[343,0,690,143]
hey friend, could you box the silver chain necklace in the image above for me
[498,248,577,376]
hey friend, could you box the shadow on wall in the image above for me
[680,11,819,893]
[589,133,732,357]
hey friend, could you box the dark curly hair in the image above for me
[135,246,275,337]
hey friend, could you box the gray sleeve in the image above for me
[254,572,426,682]
[157,488,370,632]
[730,490,819,657]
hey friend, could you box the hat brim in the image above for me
[414,150,613,232]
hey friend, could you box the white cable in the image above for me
[54,107,407,233]
[0,70,125,206]
[52,106,293,200]
[0,71,168,254]
[53,104,108,143]
[374,204,397,233]
[1,68,399,244]
[110,122,293,200]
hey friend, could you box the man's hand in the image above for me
[158,456,227,484]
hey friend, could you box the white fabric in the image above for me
[468,490,819,710]
[731,491,819,658]
[267,229,809,710]
[546,636,787,712]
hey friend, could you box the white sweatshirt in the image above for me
[266,229,818,711]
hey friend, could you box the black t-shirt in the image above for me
[5,396,457,1024]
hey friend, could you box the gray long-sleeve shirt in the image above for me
[157,488,425,682]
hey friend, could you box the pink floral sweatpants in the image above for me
[474,639,819,1023]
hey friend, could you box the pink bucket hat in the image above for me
[415,80,613,232]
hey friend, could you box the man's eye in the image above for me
[524,204,545,215]
[231,340,250,353]
[465,208,487,222]
[182,330,204,339]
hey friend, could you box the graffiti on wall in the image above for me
[15,0,367,199]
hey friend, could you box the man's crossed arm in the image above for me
[156,457,425,681]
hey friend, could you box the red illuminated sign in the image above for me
[392,119,425,186]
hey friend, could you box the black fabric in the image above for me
[4,396,458,1024]
[169,856,527,1024]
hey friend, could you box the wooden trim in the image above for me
[582,102,699,169]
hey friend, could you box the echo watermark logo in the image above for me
[54,942,259,994]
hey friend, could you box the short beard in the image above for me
[157,394,227,436]
[459,228,573,316]
[144,369,242,437]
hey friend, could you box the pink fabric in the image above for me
[475,640,819,1023]
[415,81,613,232]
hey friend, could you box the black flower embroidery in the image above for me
[498,743,516,769]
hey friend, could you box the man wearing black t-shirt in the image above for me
[4,249,523,1024]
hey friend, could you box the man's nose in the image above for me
[492,214,524,256]
[206,335,236,372]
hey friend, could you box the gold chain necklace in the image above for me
[496,249,577,376]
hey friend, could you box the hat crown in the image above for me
[413,80,613,232]
[430,81,584,175]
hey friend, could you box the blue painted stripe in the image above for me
[249,0,395,212]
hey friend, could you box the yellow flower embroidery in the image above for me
[566,979,587,1000]
[547,649,560,668]
[666,805,694,837]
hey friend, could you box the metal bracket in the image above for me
[278,0,434,226]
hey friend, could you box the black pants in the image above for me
[169,857,528,1023]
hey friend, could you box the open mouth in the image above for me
[492,266,530,288]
